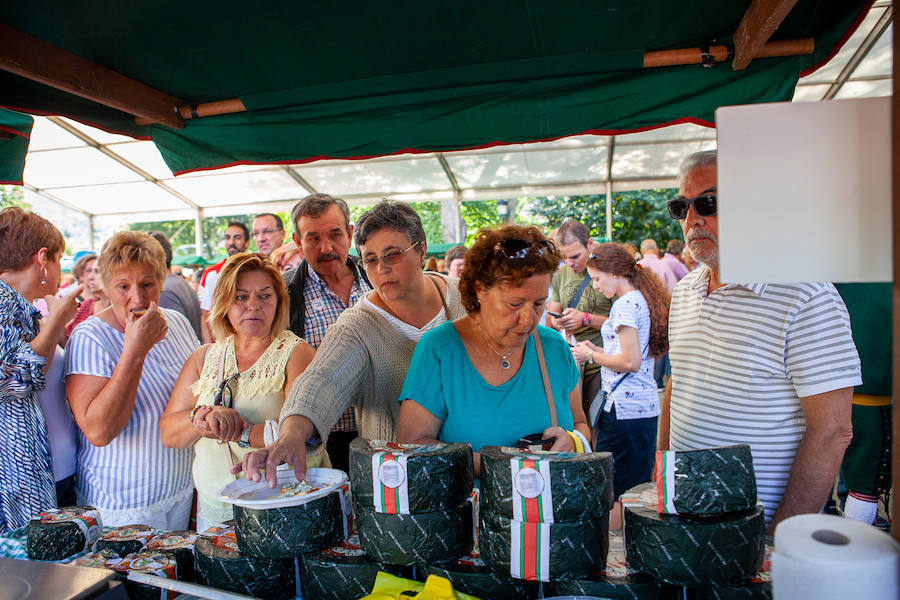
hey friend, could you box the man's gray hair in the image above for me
[679,149,717,181]
[291,193,351,232]
[354,200,426,249]
[640,238,658,254]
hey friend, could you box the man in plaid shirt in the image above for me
[284,194,371,472]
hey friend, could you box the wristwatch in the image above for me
[237,426,252,448]
[582,312,591,327]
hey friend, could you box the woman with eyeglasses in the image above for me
[160,253,317,529]
[65,254,110,340]
[65,232,198,529]
[395,225,591,476]
[233,200,468,488]
[570,242,670,500]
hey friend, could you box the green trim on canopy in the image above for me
[0,1,871,175]
[0,108,33,185]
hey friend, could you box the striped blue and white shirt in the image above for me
[668,266,861,523]
[64,309,197,522]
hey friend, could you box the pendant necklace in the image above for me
[474,317,511,369]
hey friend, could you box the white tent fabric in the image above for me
[17,1,892,251]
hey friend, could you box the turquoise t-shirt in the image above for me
[398,322,579,452]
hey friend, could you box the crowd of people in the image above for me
[0,149,887,540]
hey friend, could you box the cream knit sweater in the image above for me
[280,273,465,443]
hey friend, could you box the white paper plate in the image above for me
[216,467,348,509]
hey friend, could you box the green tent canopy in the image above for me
[0,107,32,184]
[0,1,871,179]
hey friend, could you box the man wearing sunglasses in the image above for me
[283,194,372,472]
[659,150,860,533]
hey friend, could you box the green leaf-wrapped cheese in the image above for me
[655,445,757,515]
[96,524,156,559]
[27,506,102,561]
[195,523,296,600]
[110,551,178,600]
[480,446,614,522]
[350,438,474,513]
[356,500,474,566]
[623,483,766,587]
[299,533,403,600]
[233,490,344,558]
[479,507,608,582]
[146,530,198,582]
[548,530,679,599]
[685,544,773,600]
[424,548,540,600]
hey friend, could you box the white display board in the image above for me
[716,97,891,283]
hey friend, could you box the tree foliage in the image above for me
[518,189,683,247]
[0,185,30,210]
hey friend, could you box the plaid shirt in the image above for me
[303,263,372,432]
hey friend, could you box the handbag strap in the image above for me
[532,330,558,429]
[216,343,237,478]
[567,272,592,309]
[428,274,451,320]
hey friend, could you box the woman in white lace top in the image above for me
[160,253,317,528]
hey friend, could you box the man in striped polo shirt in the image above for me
[659,150,861,532]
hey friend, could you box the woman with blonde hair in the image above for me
[161,252,317,530]
[65,231,198,529]
[571,242,670,498]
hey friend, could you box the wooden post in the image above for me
[732,0,801,70]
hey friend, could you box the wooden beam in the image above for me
[732,0,801,71]
[0,23,184,129]
[643,38,813,69]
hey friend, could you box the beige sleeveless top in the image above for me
[189,330,326,524]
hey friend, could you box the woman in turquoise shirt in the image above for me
[396,226,590,475]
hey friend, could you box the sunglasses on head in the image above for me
[494,238,556,260]
[666,193,717,220]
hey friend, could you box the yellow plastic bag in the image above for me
[357,571,482,600]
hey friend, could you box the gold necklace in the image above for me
[474,317,511,369]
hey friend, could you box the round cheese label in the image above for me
[212,531,239,552]
[147,532,198,550]
[73,552,114,569]
[514,467,545,498]
[378,459,406,488]
[103,524,154,541]
[114,552,171,573]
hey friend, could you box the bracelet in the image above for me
[588,351,595,365]
[582,312,591,327]
[189,407,200,424]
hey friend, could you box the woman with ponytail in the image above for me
[572,242,670,498]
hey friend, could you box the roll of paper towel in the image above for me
[772,514,899,600]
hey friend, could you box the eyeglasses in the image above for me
[666,194,717,220]
[360,241,420,270]
[494,238,556,260]
[251,228,282,238]
[213,373,240,408]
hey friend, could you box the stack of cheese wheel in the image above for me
[623,445,767,590]
[299,533,405,600]
[479,446,614,582]
[350,438,475,566]
[194,522,296,600]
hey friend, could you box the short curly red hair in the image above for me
[458,225,560,314]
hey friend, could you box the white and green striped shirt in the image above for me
[668,265,861,523]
